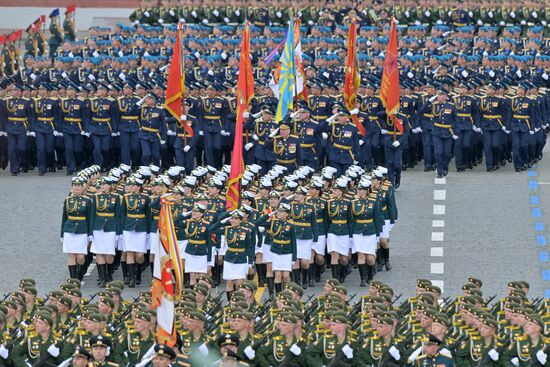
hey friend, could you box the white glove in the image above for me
[213,9,219,16]
[268,128,279,138]
[452,135,459,140]
[342,344,353,359]
[143,10,150,17]
[520,20,526,25]
[350,108,359,115]
[167,129,175,136]
[308,20,314,25]
[221,130,228,136]
[180,115,187,121]
[252,134,259,141]
[536,350,547,365]
[252,111,262,118]
[207,70,214,76]
[392,141,400,147]
[243,112,250,119]
[111,133,118,137]
[440,347,452,358]
[276,11,282,18]
[235,10,240,16]
[381,129,388,135]
[224,17,230,23]
[488,70,495,77]
[359,140,365,146]
[511,357,519,367]
[182,211,192,218]
[183,145,191,152]
[47,344,60,357]
[242,204,253,212]
[535,127,540,132]
[136,96,147,106]
[477,20,483,26]
[322,132,328,140]
[389,346,401,361]
[244,345,255,360]
[289,344,301,356]
[61,72,68,78]
[168,9,175,16]
[191,10,197,17]
[425,10,431,16]
[221,217,231,224]
[501,126,507,132]
[244,143,254,151]
[327,114,338,123]
[0,345,9,359]
[429,95,437,102]
[408,346,423,363]
[202,19,209,24]
[198,343,209,356]
[53,131,60,137]
[160,140,166,145]
[488,10,493,18]
[516,70,522,78]
[529,130,535,135]
[88,73,96,81]
[59,132,64,137]
[542,73,549,80]
[488,349,499,361]
[199,131,204,136]
[258,226,265,233]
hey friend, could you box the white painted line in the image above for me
[431,263,444,274]
[433,205,446,215]
[434,190,447,201]
[430,247,444,257]
[431,280,445,293]
[432,220,445,227]
[434,177,446,185]
[431,232,444,241]
[538,182,550,185]
[84,263,96,277]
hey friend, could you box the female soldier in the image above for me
[351,178,383,287]
[307,178,328,287]
[181,204,211,286]
[61,176,92,280]
[121,176,150,288]
[89,176,122,287]
[290,186,317,289]
[147,176,167,274]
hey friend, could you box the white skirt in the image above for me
[327,234,351,256]
[185,254,208,273]
[312,235,326,255]
[178,240,188,260]
[380,219,391,239]
[272,253,293,272]
[123,231,147,253]
[117,235,125,252]
[223,261,248,280]
[296,239,313,260]
[262,243,273,263]
[90,230,116,255]
[63,233,88,255]
[148,231,160,256]
[352,234,377,255]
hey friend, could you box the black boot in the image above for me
[301,269,309,289]
[315,263,322,282]
[274,282,282,294]
[292,269,301,285]
[267,277,274,297]
[308,267,315,287]
[331,264,339,280]
[68,265,77,279]
[358,264,367,287]
[211,264,219,286]
[184,274,191,288]
[105,263,113,282]
[121,261,129,285]
[255,263,265,287]
[376,249,385,272]
[128,263,136,288]
[247,273,254,281]
[367,265,374,282]
[339,264,347,284]
[226,291,233,302]
[76,264,85,281]
[135,263,142,286]
[97,264,106,288]
[383,248,392,271]
[216,264,222,286]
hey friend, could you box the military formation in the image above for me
[0,275,549,367]
[0,0,548,180]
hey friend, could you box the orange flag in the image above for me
[380,17,403,133]
[343,19,365,136]
[226,21,254,211]
[165,23,193,137]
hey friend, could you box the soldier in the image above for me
[30,83,59,176]
[175,100,201,174]
[380,109,410,187]
[90,335,117,367]
[68,346,94,367]
[60,83,89,175]
[510,82,538,172]
[359,83,385,170]
[138,94,167,166]
[265,120,302,174]
[198,85,228,169]
[326,178,352,284]
[291,102,322,171]
[429,89,459,178]
[112,311,155,365]
[61,176,92,280]
[116,83,141,168]
[254,313,304,367]
[408,334,455,367]
[1,84,32,176]
[48,9,64,59]
[63,10,77,43]
[243,105,277,174]
[87,83,117,171]
[452,82,479,172]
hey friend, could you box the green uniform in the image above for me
[10,332,60,367]
[112,330,154,365]
[290,201,318,242]
[304,330,355,367]
[408,352,455,367]
[90,193,122,234]
[255,335,303,367]
[326,198,352,236]
[256,215,297,261]
[61,194,92,237]
[121,193,150,233]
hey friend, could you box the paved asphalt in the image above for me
[0,145,548,302]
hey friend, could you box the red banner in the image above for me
[66,4,76,13]
[380,17,403,133]
[343,19,365,136]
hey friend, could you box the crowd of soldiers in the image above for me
[60,161,397,294]
[0,0,549,180]
[0,275,548,367]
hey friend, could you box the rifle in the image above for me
[107,295,140,334]
[475,335,511,367]
[485,295,497,307]
[326,332,369,367]
[392,293,403,305]
[1,293,10,303]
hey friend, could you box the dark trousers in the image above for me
[455,130,473,169]
[433,135,452,175]
[63,133,83,173]
[203,131,222,168]
[7,133,26,174]
[511,130,530,169]
[119,131,140,165]
[329,160,351,176]
[35,131,54,174]
[140,139,160,165]
[422,130,434,168]
[384,145,403,183]
[175,146,196,174]
[483,130,501,169]
[92,134,111,167]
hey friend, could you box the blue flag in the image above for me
[49,8,60,18]
[275,18,296,123]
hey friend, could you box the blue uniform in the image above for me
[174,115,201,173]
[1,97,32,174]
[415,94,436,170]
[359,95,384,170]
[139,104,167,166]
[293,118,322,170]
[30,96,59,175]
[87,97,117,168]
[479,95,509,170]
[115,95,141,166]
[430,100,459,176]
[244,116,277,174]
[197,96,227,168]
[510,95,538,170]
[452,94,479,171]
[382,113,410,184]
[320,120,361,176]
[60,97,88,173]
[265,133,303,173]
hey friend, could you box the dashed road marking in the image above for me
[433,205,446,215]
[430,247,444,257]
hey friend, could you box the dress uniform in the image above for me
[30,85,59,175]
[198,88,228,169]
[292,104,322,171]
[510,83,538,171]
[452,84,479,172]
[381,112,410,186]
[111,311,154,366]
[87,85,117,169]
[243,106,278,174]
[479,83,510,171]
[175,110,201,174]
[359,86,385,170]
[10,313,61,367]
[115,86,141,167]
[138,95,167,166]
[416,92,437,171]
[1,85,32,175]
[320,109,361,176]
[265,120,302,174]
[63,13,76,42]
[181,204,212,277]
[48,12,64,59]
[60,85,89,174]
